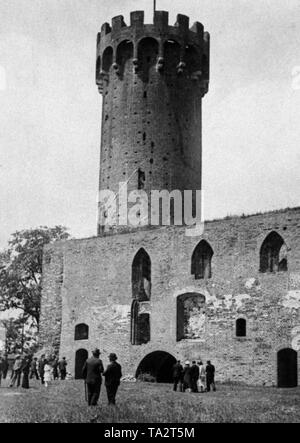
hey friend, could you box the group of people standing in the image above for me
[30,355,68,387]
[0,354,69,390]
[82,349,122,407]
[1,355,32,389]
[173,360,216,393]
[1,348,122,409]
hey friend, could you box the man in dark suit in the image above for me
[206,360,216,392]
[2,358,9,380]
[58,357,67,380]
[190,361,200,393]
[82,349,104,406]
[38,355,46,385]
[30,357,39,380]
[182,361,192,392]
[172,360,183,392]
[103,353,122,406]
[10,355,23,388]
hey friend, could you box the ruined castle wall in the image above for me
[39,243,65,355]
[40,207,300,385]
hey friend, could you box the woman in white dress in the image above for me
[44,360,53,388]
[197,361,206,393]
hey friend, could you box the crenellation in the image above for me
[130,11,144,27]
[101,22,111,36]
[111,15,127,37]
[96,10,208,89]
[175,14,190,33]
[190,21,204,37]
[153,10,169,32]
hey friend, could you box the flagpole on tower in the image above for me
[153,0,157,17]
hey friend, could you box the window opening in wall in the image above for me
[260,232,288,273]
[177,293,206,341]
[138,168,146,190]
[191,241,214,279]
[131,249,151,345]
[236,318,246,337]
[75,324,89,341]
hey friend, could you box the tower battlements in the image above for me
[96,10,209,95]
[96,10,210,235]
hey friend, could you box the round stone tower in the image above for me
[96,10,210,235]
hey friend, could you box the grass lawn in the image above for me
[0,378,299,423]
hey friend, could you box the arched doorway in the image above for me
[277,349,298,388]
[136,351,176,383]
[75,349,88,380]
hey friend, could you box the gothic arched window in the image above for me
[132,248,151,301]
[191,240,214,279]
[259,232,287,273]
[131,249,151,345]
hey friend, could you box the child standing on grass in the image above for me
[44,360,53,388]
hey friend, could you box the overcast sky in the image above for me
[0,0,299,249]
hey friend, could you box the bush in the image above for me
[137,373,156,383]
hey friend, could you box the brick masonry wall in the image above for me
[96,12,209,235]
[39,247,65,355]
[40,207,300,386]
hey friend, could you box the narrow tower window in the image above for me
[236,319,246,337]
[96,56,101,83]
[75,323,89,341]
[138,168,146,190]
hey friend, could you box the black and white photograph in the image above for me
[0,0,299,427]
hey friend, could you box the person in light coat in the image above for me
[197,361,206,393]
[44,360,53,388]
